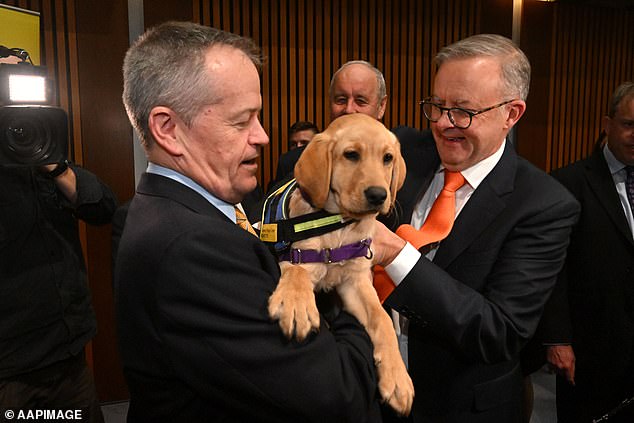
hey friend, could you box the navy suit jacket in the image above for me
[115,173,381,422]
[382,127,580,422]
[540,148,634,391]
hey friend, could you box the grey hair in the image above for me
[329,60,387,100]
[122,21,262,147]
[608,81,634,117]
[435,34,531,101]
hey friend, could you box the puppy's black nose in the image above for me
[364,186,387,206]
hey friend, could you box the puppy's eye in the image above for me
[383,153,394,165]
[343,151,360,162]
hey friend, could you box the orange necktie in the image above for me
[373,171,465,303]
[235,206,258,236]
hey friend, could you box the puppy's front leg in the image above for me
[268,262,320,341]
[338,275,414,416]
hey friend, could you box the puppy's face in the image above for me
[295,114,406,218]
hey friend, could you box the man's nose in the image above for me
[251,120,269,145]
[435,109,454,128]
[344,100,358,114]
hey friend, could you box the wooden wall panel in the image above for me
[193,0,481,190]
[541,2,634,171]
[73,0,132,402]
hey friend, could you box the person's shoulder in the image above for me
[391,126,435,160]
[391,125,432,142]
[550,154,595,181]
[280,146,305,165]
[515,157,579,208]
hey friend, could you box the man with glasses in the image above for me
[371,34,580,422]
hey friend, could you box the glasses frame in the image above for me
[419,98,517,129]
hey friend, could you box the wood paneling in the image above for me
[193,0,482,189]
[73,0,132,402]
[519,1,634,171]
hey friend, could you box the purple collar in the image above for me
[279,239,373,264]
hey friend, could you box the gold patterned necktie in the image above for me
[234,206,257,236]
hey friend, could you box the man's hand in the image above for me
[546,344,576,385]
[371,220,406,267]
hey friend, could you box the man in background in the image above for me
[329,59,387,121]
[287,120,319,150]
[267,120,319,193]
[268,60,387,192]
[534,81,634,422]
[0,60,116,419]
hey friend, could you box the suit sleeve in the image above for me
[534,166,583,345]
[534,263,573,344]
[153,223,379,421]
[385,191,580,364]
[67,164,117,225]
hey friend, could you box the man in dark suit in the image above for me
[266,121,318,191]
[116,22,384,422]
[535,81,634,422]
[371,34,580,422]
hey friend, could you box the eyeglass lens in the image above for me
[422,103,471,129]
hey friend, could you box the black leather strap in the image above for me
[45,160,69,178]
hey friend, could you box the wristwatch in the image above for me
[46,160,70,178]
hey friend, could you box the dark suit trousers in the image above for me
[0,353,104,423]
[556,366,634,423]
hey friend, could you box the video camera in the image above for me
[0,46,68,167]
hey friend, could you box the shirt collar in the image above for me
[146,162,237,222]
[603,144,629,175]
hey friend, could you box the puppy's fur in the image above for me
[267,113,414,415]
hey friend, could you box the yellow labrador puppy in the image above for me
[267,113,414,415]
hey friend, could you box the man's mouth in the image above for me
[443,134,464,142]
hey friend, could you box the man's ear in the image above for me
[148,106,184,156]
[504,100,526,129]
[377,95,387,120]
[601,115,612,134]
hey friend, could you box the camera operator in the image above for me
[0,60,116,420]
[0,160,116,421]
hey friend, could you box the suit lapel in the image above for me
[433,143,517,268]
[584,151,634,244]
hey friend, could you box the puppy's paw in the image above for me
[268,279,320,341]
[376,355,414,416]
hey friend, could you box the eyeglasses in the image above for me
[419,98,516,129]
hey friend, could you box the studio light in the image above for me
[0,63,49,105]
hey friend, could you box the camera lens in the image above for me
[0,106,67,166]
[5,120,48,159]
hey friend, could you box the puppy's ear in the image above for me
[294,132,333,208]
[389,141,407,204]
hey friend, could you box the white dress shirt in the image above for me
[386,140,507,365]
[603,145,634,237]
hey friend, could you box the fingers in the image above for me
[546,345,576,385]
